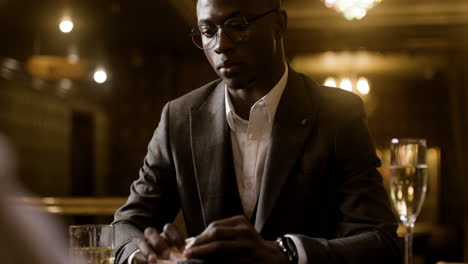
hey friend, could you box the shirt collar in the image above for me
[225,62,288,124]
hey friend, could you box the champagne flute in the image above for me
[69,224,115,264]
[389,138,427,264]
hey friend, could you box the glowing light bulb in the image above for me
[357,77,370,95]
[325,0,336,8]
[323,0,382,20]
[59,19,74,33]
[339,78,353,92]
[324,77,337,87]
[94,70,107,84]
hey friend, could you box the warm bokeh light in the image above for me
[59,79,72,91]
[339,78,353,92]
[59,19,74,33]
[67,54,79,64]
[68,46,79,64]
[343,6,367,20]
[324,77,337,87]
[1,58,19,80]
[93,70,107,84]
[357,77,370,95]
[324,0,336,8]
[322,0,382,20]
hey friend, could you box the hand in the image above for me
[133,223,186,264]
[184,215,289,264]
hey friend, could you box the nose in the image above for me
[213,28,234,54]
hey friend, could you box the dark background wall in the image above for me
[108,52,216,195]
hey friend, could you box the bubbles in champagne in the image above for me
[73,247,114,264]
[389,165,427,225]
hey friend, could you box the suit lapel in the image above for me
[255,69,320,232]
[190,81,243,228]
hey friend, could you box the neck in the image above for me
[228,60,285,120]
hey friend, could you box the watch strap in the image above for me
[275,236,298,264]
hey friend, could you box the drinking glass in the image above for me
[389,138,427,264]
[69,224,115,264]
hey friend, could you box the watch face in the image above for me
[283,237,298,258]
[284,237,298,255]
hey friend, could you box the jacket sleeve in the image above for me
[296,95,401,264]
[112,102,181,264]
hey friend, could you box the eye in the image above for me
[226,19,249,31]
[199,25,217,38]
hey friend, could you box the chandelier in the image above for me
[322,0,382,20]
[324,76,371,95]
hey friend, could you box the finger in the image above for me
[207,215,248,228]
[189,225,253,249]
[144,227,171,259]
[185,216,252,250]
[137,237,157,261]
[162,223,185,250]
[185,237,196,249]
[184,240,251,259]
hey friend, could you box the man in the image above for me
[113,0,401,263]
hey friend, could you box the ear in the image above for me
[272,9,287,59]
[275,9,288,38]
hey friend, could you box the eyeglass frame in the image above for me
[190,7,279,50]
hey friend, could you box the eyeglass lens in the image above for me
[192,18,250,50]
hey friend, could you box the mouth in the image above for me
[218,61,243,77]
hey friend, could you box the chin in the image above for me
[223,76,255,90]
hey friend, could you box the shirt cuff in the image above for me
[285,235,308,264]
[127,249,140,264]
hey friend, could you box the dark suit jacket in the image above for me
[113,68,401,264]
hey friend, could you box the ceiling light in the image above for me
[59,18,74,33]
[324,0,336,8]
[339,78,353,92]
[324,77,337,87]
[322,0,382,20]
[356,77,370,95]
[93,69,108,84]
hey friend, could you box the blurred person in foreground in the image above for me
[0,135,69,264]
[113,0,401,263]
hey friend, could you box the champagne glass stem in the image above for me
[404,223,414,264]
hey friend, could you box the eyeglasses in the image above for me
[190,8,279,50]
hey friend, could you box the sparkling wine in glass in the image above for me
[389,138,427,264]
[69,224,115,264]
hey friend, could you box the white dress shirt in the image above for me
[224,63,308,264]
[224,65,288,219]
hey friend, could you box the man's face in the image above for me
[196,0,281,89]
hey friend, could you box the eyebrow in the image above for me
[198,10,243,25]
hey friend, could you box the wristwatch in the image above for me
[275,236,298,264]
